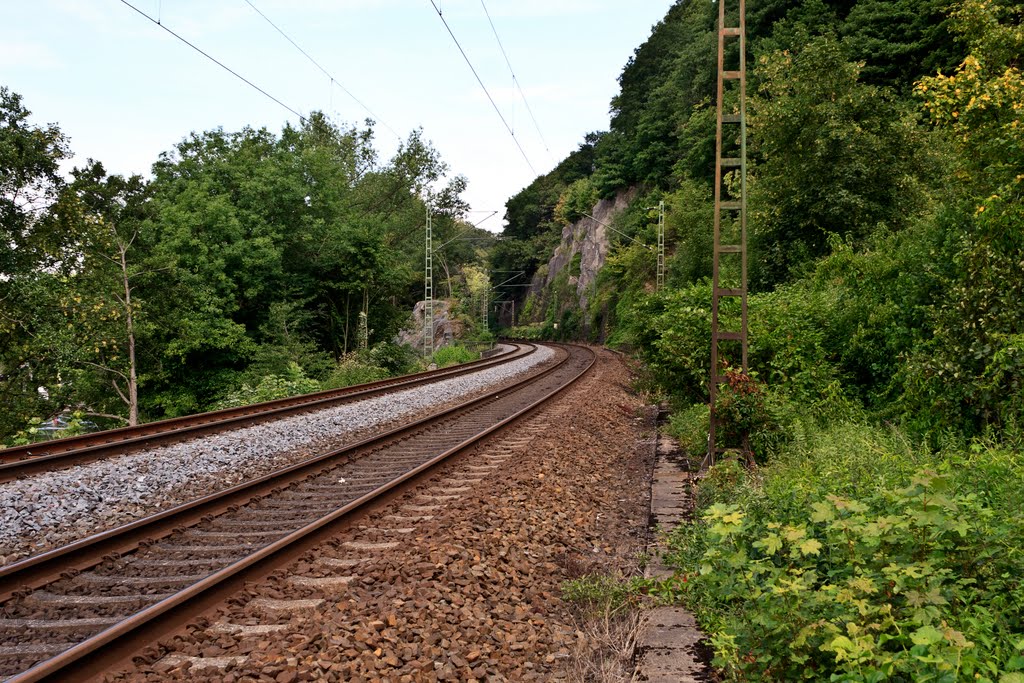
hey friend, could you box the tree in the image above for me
[44,163,156,425]
[0,87,70,281]
[749,35,931,288]
[841,0,964,89]
[903,0,1024,434]
[0,88,71,439]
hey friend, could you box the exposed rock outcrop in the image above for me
[528,187,637,319]
[395,300,463,351]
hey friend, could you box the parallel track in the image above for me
[0,344,532,483]
[0,343,594,682]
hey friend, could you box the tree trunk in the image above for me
[119,242,139,426]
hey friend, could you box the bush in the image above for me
[553,178,599,226]
[664,422,1024,681]
[504,324,546,340]
[212,362,322,409]
[322,355,389,389]
[368,342,418,375]
[431,344,477,368]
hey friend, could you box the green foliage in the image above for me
[749,34,933,288]
[561,574,645,616]
[618,282,712,403]
[322,355,390,390]
[504,324,546,341]
[212,362,322,410]
[4,411,98,447]
[503,136,598,241]
[662,177,715,285]
[554,178,598,226]
[431,344,477,368]
[665,435,1024,681]
[367,342,418,376]
[666,403,710,457]
[607,0,716,189]
[900,0,1024,437]
[0,88,72,438]
[714,370,766,438]
[840,0,963,89]
[0,89,481,443]
[0,86,70,278]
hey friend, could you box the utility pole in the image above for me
[477,270,490,334]
[424,208,434,358]
[481,288,489,332]
[708,0,749,466]
[656,200,666,291]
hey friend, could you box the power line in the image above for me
[119,0,306,123]
[582,212,653,251]
[242,0,402,141]
[426,0,537,176]
[478,0,552,159]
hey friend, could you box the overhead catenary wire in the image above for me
[119,0,307,123]
[581,212,653,251]
[426,0,538,176]
[478,0,553,159]
[433,210,500,250]
[242,0,403,141]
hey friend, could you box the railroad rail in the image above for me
[0,343,533,483]
[0,343,594,682]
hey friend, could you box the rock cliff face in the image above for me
[395,300,463,351]
[529,188,637,316]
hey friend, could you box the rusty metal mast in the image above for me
[708,0,748,464]
[656,200,666,291]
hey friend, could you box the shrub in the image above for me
[368,342,418,375]
[431,344,477,368]
[322,355,389,389]
[663,423,1024,681]
[504,324,546,340]
[213,362,322,409]
[554,178,599,226]
[713,369,768,445]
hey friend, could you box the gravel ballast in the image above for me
[111,347,654,682]
[0,346,554,564]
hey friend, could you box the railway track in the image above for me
[0,343,594,682]
[0,343,532,483]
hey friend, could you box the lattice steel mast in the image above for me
[424,208,434,358]
[656,200,666,291]
[708,0,749,464]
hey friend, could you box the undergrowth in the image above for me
[431,344,477,368]
[660,422,1024,682]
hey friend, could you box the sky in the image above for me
[2,0,675,232]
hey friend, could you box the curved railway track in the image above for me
[0,343,594,682]
[0,343,533,483]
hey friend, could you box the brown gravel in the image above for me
[108,348,654,682]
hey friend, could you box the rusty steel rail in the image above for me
[0,344,594,683]
[0,343,532,482]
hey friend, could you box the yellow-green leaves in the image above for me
[910,624,944,647]
[754,532,783,555]
[797,538,823,557]
[704,503,747,539]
